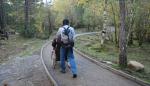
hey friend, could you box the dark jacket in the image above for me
[52,36,68,61]
[52,37,61,61]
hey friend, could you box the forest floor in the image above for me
[75,33,150,83]
[0,34,46,64]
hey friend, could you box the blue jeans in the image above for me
[60,47,77,74]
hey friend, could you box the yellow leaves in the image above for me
[34,21,43,33]
[84,0,103,17]
[38,23,43,33]
[52,0,68,13]
[77,0,87,5]
[52,0,78,26]
[34,6,46,33]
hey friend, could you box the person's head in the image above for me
[63,19,69,26]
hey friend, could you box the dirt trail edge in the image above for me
[41,33,142,86]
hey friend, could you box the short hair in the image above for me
[63,19,69,25]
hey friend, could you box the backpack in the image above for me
[61,26,74,48]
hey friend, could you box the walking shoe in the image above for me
[60,70,66,73]
[73,74,77,78]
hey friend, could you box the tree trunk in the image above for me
[100,0,108,44]
[119,0,127,68]
[0,0,5,32]
[24,0,29,36]
[46,0,52,34]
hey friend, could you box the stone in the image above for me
[102,61,113,65]
[83,42,91,46]
[128,61,144,71]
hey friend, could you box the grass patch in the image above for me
[75,34,150,83]
[0,35,46,63]
[17,38,46,57]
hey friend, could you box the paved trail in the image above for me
[42,42,141,86]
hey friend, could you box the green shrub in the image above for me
[20,27,36,38]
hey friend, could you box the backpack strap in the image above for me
[63,26,70,37]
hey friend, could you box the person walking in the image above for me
[56,19,77,78]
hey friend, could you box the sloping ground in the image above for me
[42,42,141,86]
[0,53,52,86]
[0,35,46,64]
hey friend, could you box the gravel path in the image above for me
[0,52,52,86]
[42,42,142,86]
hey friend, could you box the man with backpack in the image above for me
[56,19,77,78]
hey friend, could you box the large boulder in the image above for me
[128,61,144,71]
